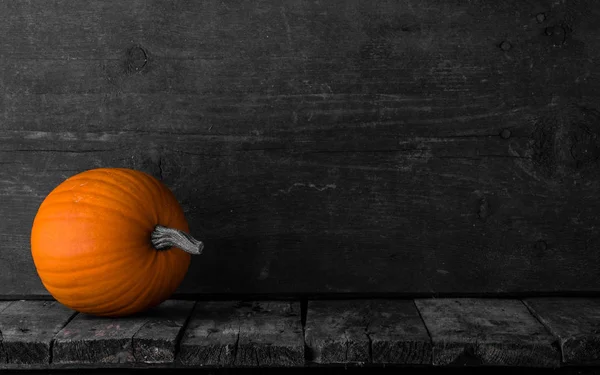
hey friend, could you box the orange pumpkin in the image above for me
[30,168,203,317]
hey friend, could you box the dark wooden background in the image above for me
[1,0,600,298]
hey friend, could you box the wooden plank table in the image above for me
[0,298,598,369]
[524,298,600,365]
[179,301,304,367]
[52,300,194,364]
[414,298,561,367]
[304,300,431,365]
[0,301,75,365]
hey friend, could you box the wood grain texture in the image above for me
[304,301,370,364]
[0,302,13,313]
[178,301,239,366]
[236,301,304,367]
[369,300,432,364]
[132,300,195,364]
[415,298,561,367]
[0,300,12,358]
[179,301,303,367]
[52,300,194,364]
[524,298,600,365]
[0,301,75,365]
[2,0,600,296]
[305,300,431,365]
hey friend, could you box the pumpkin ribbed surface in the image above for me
[30,168,192,317]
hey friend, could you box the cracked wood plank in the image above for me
[0,301,10,364]
[304,300,431,365]
[179,301,303,367]
[524,298,600,365]
[0,301,75,365]
[415,298,560,367]
[132,300,195,364]
[0,302,12,313]
[369,300,432,364]
[304,301,369,364]
[178,301,240,367]
[0,299,12,360]
[3,0,600,297]
[52,300,194,364]
[236,301,304,367]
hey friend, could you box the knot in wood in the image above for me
[499,41,512,51]
[126,46,148,72]
[530,106,600,180]
[536,13,546,23]
[477,197,490,220]
[534,240,547,252]
[545,25,566,46]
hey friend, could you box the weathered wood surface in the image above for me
[2,0,600,296]
[304,301,370,364]
[524,298,600,365]
[0,298,599,369]
[179,301,303,367]
[236,301,304,367]
[370,300,432,364]
[304,300,431,364]
[52,300,194,364]
[415,298,561,367]
[0,301,75,365]
[131,300,196,364]
[178,301,239,367]
[0,302,12,313]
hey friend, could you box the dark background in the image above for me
[1,0,600,298]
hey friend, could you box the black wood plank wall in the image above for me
[1,0,600,296]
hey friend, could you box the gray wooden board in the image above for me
[304,300,431,365]
[52,300,194,364]
[2,0,600,296]
[236,301,304,367]
[304,301,370,364]
[0,300,12,358]
[369,300,433,364]
[178,301,239,367]
[0,302,13,313]
[179,301,303,367]
[0,301,75,365]
[132,300,195,363]
[414,298,561,367]
[524,298,600,365]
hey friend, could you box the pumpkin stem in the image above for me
[151,225,204,255]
